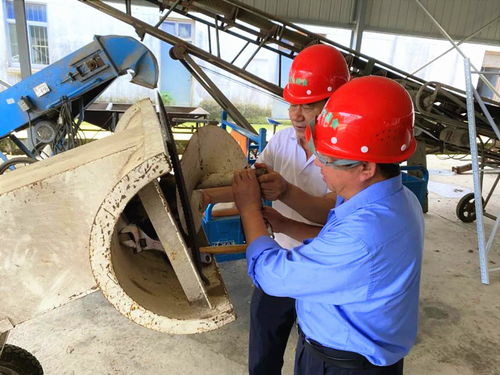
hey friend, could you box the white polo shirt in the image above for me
[256,127,329,249]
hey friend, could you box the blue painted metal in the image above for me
[202,203,245,262]
[266,117,281,135]
[220,111,267,165]
[266,117,281,126]
[401,165,429,211]
[0,35,158,139]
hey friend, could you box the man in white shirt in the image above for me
[248,44,350,375]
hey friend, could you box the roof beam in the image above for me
[350,0,366,52]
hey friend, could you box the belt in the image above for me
[298,326,378,370]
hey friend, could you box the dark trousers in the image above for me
[248,287,296,375]
[294,332,404,375]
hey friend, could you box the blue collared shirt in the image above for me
[247,175,424,366]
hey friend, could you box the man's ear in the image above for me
[358,162,377,182]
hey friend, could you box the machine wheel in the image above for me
[0,344,43,375]
[456,193,484,223]
[0,158,37,175]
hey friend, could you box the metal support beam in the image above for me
[472,86,500,141]
[464,58,490,284]
[139,181,212,306]
[409,15,500,78]
[125,0,132,15]
[242,36,268,70]
[170,44,255,133]
[13,0,31,78]
[215,16,221,58]
[415,0,500,100]
[0,79,11,88]
[230,40,250,65]
[153,0,180,29]
[350,0,366,52]
[79,0,283,97]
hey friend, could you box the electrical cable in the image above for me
[51,97,85,154]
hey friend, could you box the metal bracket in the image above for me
[170,45,256,133]
[156,91,208,284]
[138,181,212,306]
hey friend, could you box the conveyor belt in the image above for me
[80,0,500,162]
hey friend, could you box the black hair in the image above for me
[376,163,400,178]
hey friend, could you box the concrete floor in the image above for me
[7,156,500,375]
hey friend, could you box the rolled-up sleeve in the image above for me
[246,230,372,304]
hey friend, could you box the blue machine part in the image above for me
[401,165,429,212]
[0,35,158,139]
[202,203,246,262]
[202,118,268,261]
[220,111,267,165]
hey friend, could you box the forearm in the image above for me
[280,185,335,224]
[240,208,269,244]
[275,218,322,242]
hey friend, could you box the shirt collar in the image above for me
[333,175,403,220]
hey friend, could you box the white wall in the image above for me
[361,31,500,90]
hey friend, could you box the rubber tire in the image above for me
[456,192,484,223]
[0,344,43,375]
[0,158,37,175]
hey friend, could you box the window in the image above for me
[4,0,49,65]
[162,21,192,41]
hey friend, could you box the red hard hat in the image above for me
[283,44,350,104]
[305,76,416,164]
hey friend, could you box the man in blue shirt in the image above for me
[248,44,350,375]
[233,76,424,374]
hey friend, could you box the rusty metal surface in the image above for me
[0,99,235,334]
[88,153,235,334]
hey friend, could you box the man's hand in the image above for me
[255,162,289,201]
[233,169,269,243]
[262,206,289,234]
[232,168,262,215]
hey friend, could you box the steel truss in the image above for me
[80,0,500,162]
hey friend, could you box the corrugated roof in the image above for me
[238,0,500,46]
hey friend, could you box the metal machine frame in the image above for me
[0,35,158,164]
[79,0,500,165]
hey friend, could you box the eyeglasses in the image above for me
[288,99,327,114]
[314,152,362,169]
[307,116,362,170]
